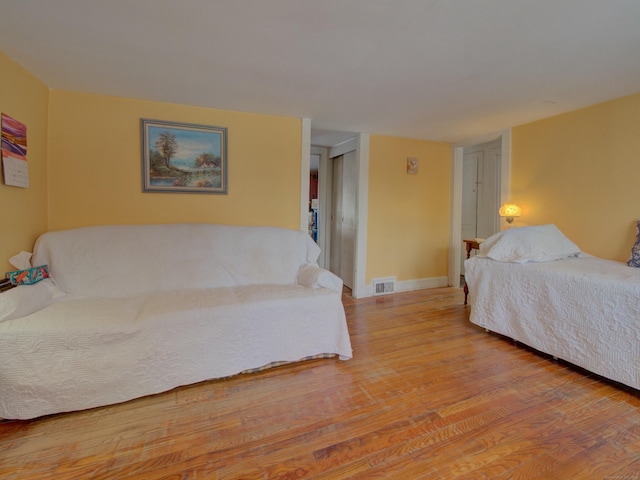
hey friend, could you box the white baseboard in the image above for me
[360,276,449,298]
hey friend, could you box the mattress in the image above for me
[465,254,640,390]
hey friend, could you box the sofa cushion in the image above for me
[0,284,351,419]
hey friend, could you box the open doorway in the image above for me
[449,130,511,288]
[312,136,357,289]
[460,138,502,275]
[303,126,370,298]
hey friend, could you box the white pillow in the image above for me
[0,279,58,322]
[478,224,581,264]
[297,263,343,290]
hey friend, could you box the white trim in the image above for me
[449,148,464,288]
[362,276,449,297]
[329,136,358,158]
[312,145,330,268]
[300,118,312,232]
[449,129,511,287]
[352,134,369,299]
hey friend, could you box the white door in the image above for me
[329,151,356,288]
[476,144,501,239]
[460,139,501,274]
[330,155,343,280]
[461,152,480,273]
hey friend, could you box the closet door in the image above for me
[329,151,356,288]
[330,155,344,281]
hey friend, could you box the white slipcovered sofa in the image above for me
[0,224,352,419]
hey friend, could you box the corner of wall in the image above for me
[0,51,50,271]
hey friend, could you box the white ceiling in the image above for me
[1,0,639,145]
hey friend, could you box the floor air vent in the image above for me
[373,277,396,296]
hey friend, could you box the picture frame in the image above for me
[141,118,227,194]
[406,157,418,175]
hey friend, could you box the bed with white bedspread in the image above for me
[465,224,640,390]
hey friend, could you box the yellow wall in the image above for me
[511,92,640,261]
[0,52,49,272]
[367,135,450,283]
[47,91,302,231]
[11,47,638,287]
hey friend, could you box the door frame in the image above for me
[448,129,511,287]
[301,120,369,298]
[311,145,330,268]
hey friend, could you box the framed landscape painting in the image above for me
[141,119,227,194]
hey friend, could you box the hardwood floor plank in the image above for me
[0,287,638,479]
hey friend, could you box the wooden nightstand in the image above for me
[463,239,482,305]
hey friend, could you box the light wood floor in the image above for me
[1,287,638,479]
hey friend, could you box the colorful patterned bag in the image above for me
[5,265,50,285]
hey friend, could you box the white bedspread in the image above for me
[0,284,351,419]
[0,223,352,419]
[465,254,640,390]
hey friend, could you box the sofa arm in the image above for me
[297,264,343,291]
[0,279,62,322]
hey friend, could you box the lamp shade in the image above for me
[499,203,521,218]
